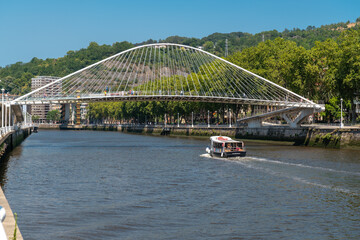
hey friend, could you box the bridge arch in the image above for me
[13,43,322,112]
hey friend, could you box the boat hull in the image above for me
[211,151,246,158]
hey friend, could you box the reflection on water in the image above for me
[1,130,360,240]
[0,146,23,189]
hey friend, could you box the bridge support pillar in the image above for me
[247,119,263,128]
[23,105,27,125]
[71,103,76,125]
[61,104,70,124]
[281,108,314,128]
[75,103,81,125]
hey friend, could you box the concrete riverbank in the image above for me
[0,127,32,240]
[39,123,360,150]
[304,127,360,149]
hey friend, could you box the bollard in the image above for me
[0,206,7,240]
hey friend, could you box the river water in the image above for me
[1,130,360,239]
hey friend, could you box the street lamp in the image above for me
[177,112,179,127]
[228,108,232,128]
[23,105,27,126]
[8,99,11,130]
[208,110,210,128]
[1,89,3,130]
[191,111,194,128]
[340,98,343,128]
[4,94,7,131]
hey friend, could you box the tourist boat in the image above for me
[206,136,246,158]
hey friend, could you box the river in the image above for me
[0,130,360,239]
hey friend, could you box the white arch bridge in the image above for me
[9,43,324,128]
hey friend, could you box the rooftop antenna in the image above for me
[225,39,228,57]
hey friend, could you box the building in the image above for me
[31,76,61,122]
[80,103,89,123]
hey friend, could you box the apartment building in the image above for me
[31,76,61,122]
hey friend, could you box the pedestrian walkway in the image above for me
[0,187,22,240]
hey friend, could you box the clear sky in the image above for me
[0,0,359,67]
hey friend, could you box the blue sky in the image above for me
[0,0,359,67]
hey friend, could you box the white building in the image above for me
[31,76,61,122]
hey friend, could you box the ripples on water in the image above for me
[1,130,360,239]
[201,154,360,196]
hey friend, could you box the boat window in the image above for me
[213,142,223,148]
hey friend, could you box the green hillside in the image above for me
[1,17,359,95]
[0,17,359,123]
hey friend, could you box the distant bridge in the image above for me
[8,43,324,128]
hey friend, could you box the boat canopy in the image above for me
[210,136,241,143]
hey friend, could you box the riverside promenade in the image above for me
[0,126,32,240]
[0,187,22,240]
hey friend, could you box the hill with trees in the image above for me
[0,17,359,123]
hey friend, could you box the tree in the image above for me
[323,97,351,123]
[306,39,340,101]
[203,41,215,53]
[46,110,61,122]
[227,38,309,93]
[337,29,360,123]
[32,115,40,122]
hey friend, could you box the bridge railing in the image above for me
[1,105,34,137]
[0,125,19,136]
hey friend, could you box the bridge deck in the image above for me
[13,95,323,110]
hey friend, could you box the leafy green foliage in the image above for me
[226,30,360,122]
[0,18,360,123]
[32,115,40,122]
[87,101,236,125]
[322,97,351,122]
[46,110,61,122]
[0,41,134,95]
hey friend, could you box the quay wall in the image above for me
[39,124,360,150]
[0,127,32,240]
[0,127,32,161]
[304,127,360,149]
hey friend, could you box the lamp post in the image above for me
[228,108,232,128]
[8,100,11,130]
[1,89,3,130]
[191,111,194,128]
[4,94,7,131]
[24,105,27,126]
[177,112,179,127]
[208,110,210,128]
[340,98,343,128]
[9,96,12,129]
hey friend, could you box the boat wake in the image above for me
[200,153,212,158]
[246,156,360,176]
[200,153,360,196]
[201,153,360,176]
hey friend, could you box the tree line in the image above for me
[227,30,360,123]
[87,30,360,124]
[1,18,360,124]
[1,17,359,94]
[87,101,247,125]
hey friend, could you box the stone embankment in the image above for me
[39,124,360,150]
[0,127,32,240]
[304,127,360,149]
[0,128,32,160]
